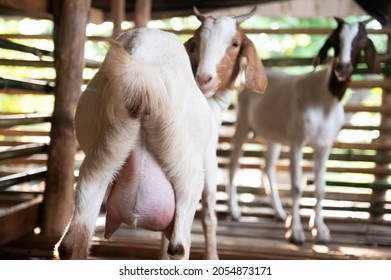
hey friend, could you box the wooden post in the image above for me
[111,0,125,38]
[135,0,152,28]
[40,0,91,236]
[370,7,391,220]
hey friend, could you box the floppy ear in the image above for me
[240,36,267,93]
[364,38,381,73]
[313,38,333,68]
[184,37,198,75]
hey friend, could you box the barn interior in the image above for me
[0,0,390,260]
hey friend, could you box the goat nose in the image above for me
[196,73,212,85]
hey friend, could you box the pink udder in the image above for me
[104,147,175,239]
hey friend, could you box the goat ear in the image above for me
[184,37,198,75]
[313,38,333,68]
[241,36,267,93]
[334,17,345,27]
[364,38,381,73]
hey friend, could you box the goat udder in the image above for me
[104,148,175,239]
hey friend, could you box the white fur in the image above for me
[339,24,359,64]
[160,11,267,259]
[196,16,237,96]
[55,28,210,260]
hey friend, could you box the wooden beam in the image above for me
[0,58,100,69]
[0,167,47,191]
[0,0,51,19]
[111,0,125,38]
[40,0,91,237]
[0,78,53,94]
[0,143,47,161]
[89,8,105,24]
[134,0,152,28]
[0,39,53,58]
[0,196,42,245]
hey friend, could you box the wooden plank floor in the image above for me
[1,167,390,260]
[1,210,390,260]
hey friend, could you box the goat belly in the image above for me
[104,148,175,239]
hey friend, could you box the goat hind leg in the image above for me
[227,115,249,221]
[55,121,141,259]
[264,142,286,221]
[166,165,205,260]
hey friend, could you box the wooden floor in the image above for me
[1,209,390,260]
[1,168,390,260]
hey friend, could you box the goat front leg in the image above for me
[202,150,219,260]
[263,141,286,221]
[310,146,331,243]
[286,143,305,244]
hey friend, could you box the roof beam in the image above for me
[0,0,51,18]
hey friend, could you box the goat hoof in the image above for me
[167,243,185,258]
[286,227,305,245]
[314,226,331,244]
[230,208,242,221]
[274,211,287,222]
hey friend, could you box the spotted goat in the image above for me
[227,18,380,244]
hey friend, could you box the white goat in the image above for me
[54,28,210,260]
[227,18,380,244]
[55,7,267,259]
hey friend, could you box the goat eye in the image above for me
[231,42,239,48]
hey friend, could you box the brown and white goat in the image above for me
[161,7,266,259]
[54,28,210,260]
[227,18,380,244]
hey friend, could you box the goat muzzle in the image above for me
[334,62,353,81]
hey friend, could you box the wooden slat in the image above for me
[0,0,50,19]
[0,38,53,57]
[218,161,391,176]
[344,105,391,113]
[217,148,391,164]
[218,136,391,151]
[0,167,47,191]
[0,113,52,129]
[0,195,42,245]
[0,130,49,137]
[0,77,54,94]
[0,58,100,68]
[0,143,47,161]
[221,120,391,132]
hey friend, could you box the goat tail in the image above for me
[99,40,167,122]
